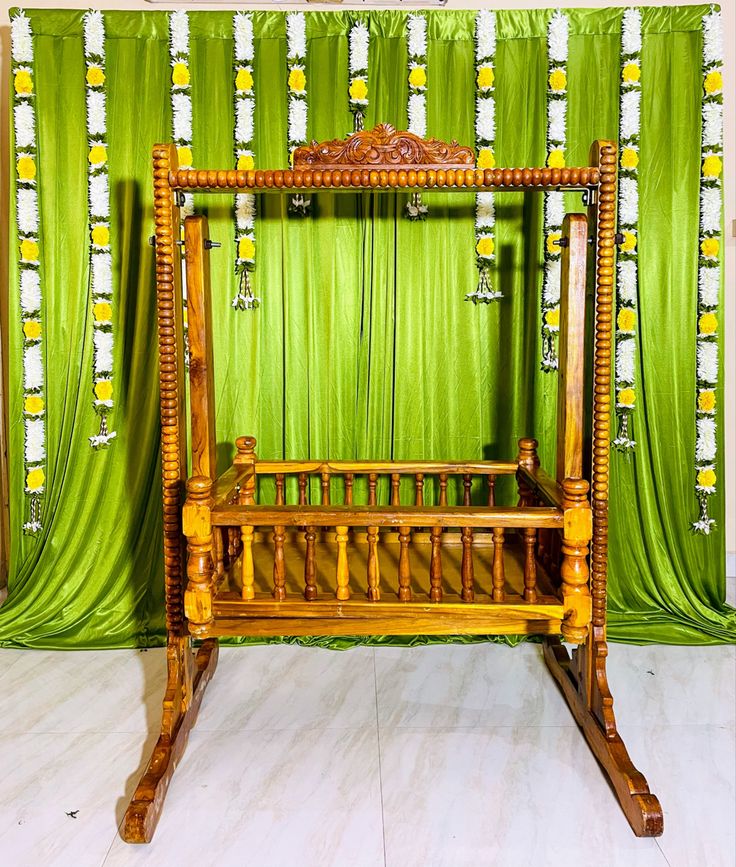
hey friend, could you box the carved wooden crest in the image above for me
[292,123,475,170]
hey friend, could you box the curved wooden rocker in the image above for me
[122,127,662,842]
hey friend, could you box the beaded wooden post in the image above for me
[491,527,505,601]
[335,525,350,601]
[397,526,412,601]
[543,141,663,837]
[123,146,218,845]
[429,526,443,602]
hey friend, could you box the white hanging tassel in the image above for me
[405,191,428,222]
[466,265,501,304]
[232,268,260,311]
[89,412,116,449]
[22,494,42,535]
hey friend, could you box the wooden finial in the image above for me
[517,437,539,469]
[235,435,257,464]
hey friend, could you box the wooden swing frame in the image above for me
[123,125,663,842]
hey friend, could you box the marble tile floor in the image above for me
[0,641,733,867]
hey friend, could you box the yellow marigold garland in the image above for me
[84,10,116,449]
[613,7,642,452]
[12,9,46,533]
[348,19,369,132]
[541,10,568,371]
[287,12,310,217]
[405,13,428,221]
[467,10,500,304]
[232,12,259,311]
[692,6,723,534]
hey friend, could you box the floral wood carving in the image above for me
[292,123,475,170]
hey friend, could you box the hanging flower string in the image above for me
[83,11,115,449]
[287,12,310,217]
[692,6,723,535]
[232,11,259,310]
[169,11,193,359]
[12,10,45,533]
[348,19,369,133]
[541,9,569,371]
[405,12,428,221]
[467,9,499,304]
[613,8,642,452]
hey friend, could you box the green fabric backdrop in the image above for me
[2,6,733,649]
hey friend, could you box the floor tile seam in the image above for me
[373,649,389,867]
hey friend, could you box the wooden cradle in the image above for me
[123,126,663,842]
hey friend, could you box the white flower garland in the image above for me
[348,20,369,132]
[541,9,568,371]
[287,12,310,217]
[692,6,723,535]
[12,10,45,534]
[613,8,642,452]
[84,11,116,450]
[405,13,428,221]
[467,10,499,304]
[169,11,193,358]
[232,12,259,311]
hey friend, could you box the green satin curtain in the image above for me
[2,7,733,649]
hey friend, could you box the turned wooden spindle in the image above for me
[439,473,448,506]
[235,437,257,602]
[344,473,354,505]
[368,472,378,506]
[523,528,538,603]
[321,472,331,505]
[491,527,505,601]
[183,475,215,630]
[398,526,412,601]
[302,526,317,601]
[298,472,308,505]
[516,437,539,507]
[463,474,473,506]
[429,526,443,602]
[272,525,286,601]
[367,525,380,601]
[487,475,496,507]
[560,477,593,643]
[414,474,424,507]
[335,525,350,601]
[391,473,401,506]
[275,473,285,505]
[461,526,474,602]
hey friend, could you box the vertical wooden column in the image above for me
[272,526,286,601]
[588,141,617,636]
[184,215,216,482]
[368,473,378,505]
[560,477,593,644]
[182,476,215,634]
[556,213,588,483]
[461,527,474,602]
[152,144,188,642]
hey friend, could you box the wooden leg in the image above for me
[543,632,663,837]
[122,635,218,843]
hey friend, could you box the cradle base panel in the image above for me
[543,637,664,837]
[122,639,219,844]
[207,595,564,638]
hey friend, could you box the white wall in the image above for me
[1,1,733,561]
